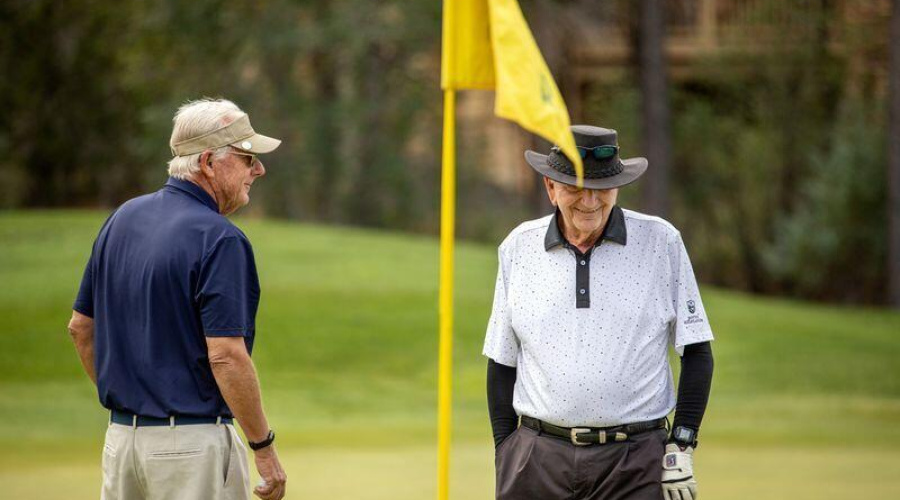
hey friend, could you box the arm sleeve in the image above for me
[487,359,518,447]
[672,341,714,433]
[482,244,519,366]
[668,231,714,354]
[73,252,94,318]
[73,210,117,318]
[196,236,261,337]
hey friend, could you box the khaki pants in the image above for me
[101,421,250,500]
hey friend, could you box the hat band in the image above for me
[548,152,624,179]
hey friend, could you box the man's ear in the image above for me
[543,177,558,207]
[198,150,216,179]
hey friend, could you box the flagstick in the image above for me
[437,88,456,500]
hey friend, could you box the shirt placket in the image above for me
[567,244,593,309]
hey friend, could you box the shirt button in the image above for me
[579,289,586,295]
[580,260,586,265]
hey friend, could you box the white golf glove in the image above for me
[661,443,697,500]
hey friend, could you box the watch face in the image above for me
[675,427,695,443]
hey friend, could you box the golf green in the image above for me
[1,210,898,499]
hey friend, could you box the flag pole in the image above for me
[437,0,457,500]
[438,0,457,497]
[437,87,456,500]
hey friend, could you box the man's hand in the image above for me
[253,446,287,500]
[206,337,285,498]
[661,443,697,500]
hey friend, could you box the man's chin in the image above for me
[222,197,251,216]
[573,218,604,234]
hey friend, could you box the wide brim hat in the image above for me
[525,125,647,189]
[170,113,281,157]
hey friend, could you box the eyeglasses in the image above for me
[229,150,261,169]
[552,145,619,160]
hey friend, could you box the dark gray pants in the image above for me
[495,426,666,500]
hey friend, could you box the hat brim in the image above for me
[231,133,282,154]
[524,150,648,189]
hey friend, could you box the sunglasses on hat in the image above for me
[552,145,619,160]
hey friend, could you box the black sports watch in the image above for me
[669,426,698,449]
[248,430,275,451]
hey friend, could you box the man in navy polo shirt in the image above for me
[68,98,287,500]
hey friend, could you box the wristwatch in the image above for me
[669,426,697,449]
[248,430,275,451]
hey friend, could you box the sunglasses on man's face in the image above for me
[229,150,261,169]
[552,145,619,160]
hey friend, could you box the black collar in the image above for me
[544,205,627,251]
[165,177,219,213]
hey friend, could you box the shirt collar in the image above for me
[164,177,220,213]
[544,205,627,251]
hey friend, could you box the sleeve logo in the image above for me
[683,299,704,325]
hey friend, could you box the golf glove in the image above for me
[661,443,697,500]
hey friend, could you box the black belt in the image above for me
[521,415,667,446]
[111,409,232,427]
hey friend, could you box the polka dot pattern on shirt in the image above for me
[482,209,714,427]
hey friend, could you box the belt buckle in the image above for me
[570,427,591,446]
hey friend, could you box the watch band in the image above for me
[248,430,275,451]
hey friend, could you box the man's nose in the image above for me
[254,160,266,177]
[580,189,600,206]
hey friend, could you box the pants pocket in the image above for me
[495,428,547,500]
[495,427,520,457]
[101,430,120,498]
[223,425,235,485]
[146,449,204,459]
[142,434,223,500]
[223,425,250,499]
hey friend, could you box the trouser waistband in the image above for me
[110,409,232,427]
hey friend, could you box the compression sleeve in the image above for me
[672,341,714,434]
[487,358,518,447]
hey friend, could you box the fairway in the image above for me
[1,210,899,499]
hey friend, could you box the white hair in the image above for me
[167,98,245,180]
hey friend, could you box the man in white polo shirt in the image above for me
[484,125,714,500]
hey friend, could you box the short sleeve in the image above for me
[668,232,714,355]
[482,244,519,367]
[196,236,261,337]
[73,210,118,319]
[73,251,95,318]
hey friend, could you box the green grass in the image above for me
[1,210,899,499]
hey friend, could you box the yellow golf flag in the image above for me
[441,0,583,183]
[441,0,494,90]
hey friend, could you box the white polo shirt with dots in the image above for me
[482,206,714,428]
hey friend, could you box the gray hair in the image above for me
[167,98,245,180]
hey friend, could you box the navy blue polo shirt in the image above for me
[74,177,260,418]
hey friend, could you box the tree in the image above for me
[0,0,141,207]
[637,0,672,218]
[890,0,900,307]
